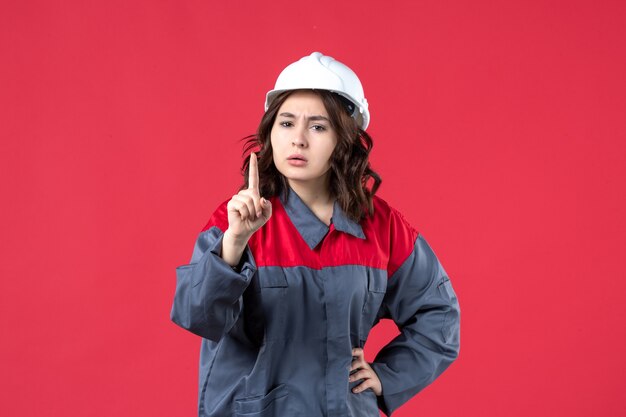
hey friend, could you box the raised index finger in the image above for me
[248,152,259,191]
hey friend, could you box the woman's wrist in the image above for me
[221,229,250,267]
[224,228,251,247]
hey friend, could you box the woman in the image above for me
[171,52,460,417]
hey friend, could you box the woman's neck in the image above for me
[287,177,334,212]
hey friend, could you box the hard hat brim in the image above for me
[265,88,370,130]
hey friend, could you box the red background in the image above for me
[1,1,625,416]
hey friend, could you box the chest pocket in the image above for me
[359,270,387,344]
[252,267,289,341]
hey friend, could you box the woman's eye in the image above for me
[311,125,327,131]
[279,121,293,127]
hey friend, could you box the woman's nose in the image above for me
[291,127,308,148]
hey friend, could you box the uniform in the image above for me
[170,187,460,416]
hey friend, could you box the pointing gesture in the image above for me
[248,149,259,194]
[225,153,273,244]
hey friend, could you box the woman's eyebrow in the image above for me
[278,112,330,122]
[308,115,330,122]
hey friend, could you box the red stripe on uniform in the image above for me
[201,195,418,277]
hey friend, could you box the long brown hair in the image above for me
[240,89,381,223]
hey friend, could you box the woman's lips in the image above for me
[287,158,307,167]
[287,154,308,166]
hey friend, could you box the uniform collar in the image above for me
[280,187,366,250]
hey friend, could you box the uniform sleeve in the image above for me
[370,210,460,416]
[170,201,257,342]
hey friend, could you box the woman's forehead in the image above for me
[278,90,328,115]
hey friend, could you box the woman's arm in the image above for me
[170,221,257,342]
[170,153,272,341]
[371,216,461,416]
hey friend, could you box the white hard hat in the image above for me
[265,52,370,130]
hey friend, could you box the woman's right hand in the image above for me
[225,152,272,242]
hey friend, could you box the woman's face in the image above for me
[270,90,338,189]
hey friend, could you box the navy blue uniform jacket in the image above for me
[171,188,460,416]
